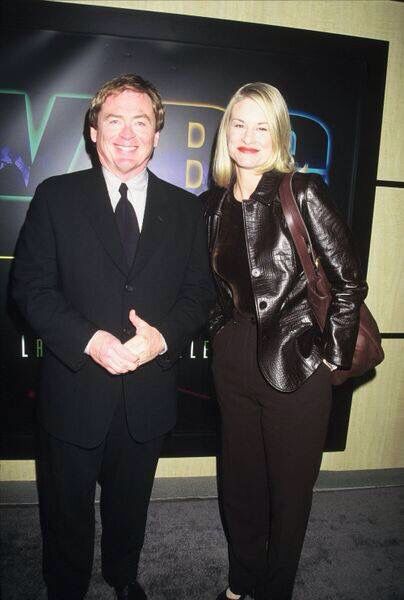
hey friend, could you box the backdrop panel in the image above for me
[0,0,388,457]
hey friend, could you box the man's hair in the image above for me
[213,82,295,188]
[88,74,165,132]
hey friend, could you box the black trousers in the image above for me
[212,315,332,600]
[37,395,163,600]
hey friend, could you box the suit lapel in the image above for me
[80,168,128,276]
[128,170,170,280]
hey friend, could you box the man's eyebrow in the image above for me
[133,113,152,122]
[104,113,121,120]
[104,112,152,122]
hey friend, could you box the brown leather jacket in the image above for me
[202,170,368,392]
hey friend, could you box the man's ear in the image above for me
[153,131,160,148]
[90,127,97,143]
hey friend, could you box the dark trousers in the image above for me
[212,315,332,600]
[37,395,163,600]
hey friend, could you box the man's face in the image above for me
[90,89,159,181]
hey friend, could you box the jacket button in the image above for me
[125,284,134,292]
[251,268,261,278]
[259,300,268,310]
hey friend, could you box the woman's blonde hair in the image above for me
[213,82,295,188]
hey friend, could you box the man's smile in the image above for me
[115,144,137,152]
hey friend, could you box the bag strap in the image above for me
[279,172,320,282]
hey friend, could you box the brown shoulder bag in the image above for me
[279,172,384,386]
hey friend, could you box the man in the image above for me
[12,74,215,600]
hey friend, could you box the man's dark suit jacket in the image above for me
[12,167,215,448]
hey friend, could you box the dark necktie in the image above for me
[115,182,140,267]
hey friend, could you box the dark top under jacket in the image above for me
[202,170,368,393]
[212,192,255,318]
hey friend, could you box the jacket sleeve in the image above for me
[11,181,98,372]
[207,301,228,338]
[156,203,216,368]
[200,188,231,339]
[302,174,368,368]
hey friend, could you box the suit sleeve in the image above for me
[156,203,216,368]
[11,182,98,372]
[302,174,368,368]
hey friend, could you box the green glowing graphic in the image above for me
[0,90,91,163]
[67,137,86,173]
[0,195,31,202]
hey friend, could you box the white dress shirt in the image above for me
[102,166,148,229]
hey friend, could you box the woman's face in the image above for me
[227,97,273,172]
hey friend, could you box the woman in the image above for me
[202,83,367,600]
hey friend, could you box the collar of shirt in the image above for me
[102,167,149,231]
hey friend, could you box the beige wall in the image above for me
[2,0,403,480]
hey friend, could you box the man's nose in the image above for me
[120,124,135,139]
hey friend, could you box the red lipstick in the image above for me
[238,146,258,153]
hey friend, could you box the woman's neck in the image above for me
[233,169,262,201]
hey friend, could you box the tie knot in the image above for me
[119,182,128,199]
